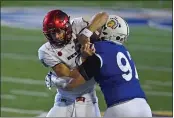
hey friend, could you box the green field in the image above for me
[1,25,172,117]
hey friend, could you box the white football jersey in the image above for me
[38,17,96,97]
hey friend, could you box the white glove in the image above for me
[45,71,71,89]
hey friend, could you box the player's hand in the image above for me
[77,34,90,46]
[45,71,55,89]
[45,71,69,89]
[88,12,109,32]
[81,42,96,58]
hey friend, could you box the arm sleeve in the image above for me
[78,53,103,81]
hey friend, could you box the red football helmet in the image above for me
[43,9,72,47]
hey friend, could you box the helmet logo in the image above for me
[107,20,118,29]
[107,18,118,29]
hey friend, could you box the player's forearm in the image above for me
[69,69,82,80]
[61,68,87,90]
[53,54,101,89]
[87,12,109,32]
[78,12,109,45]
[52,63,71,78]
[51,63,85,89]
[65,72,86,89]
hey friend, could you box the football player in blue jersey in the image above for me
[47,15,152,117]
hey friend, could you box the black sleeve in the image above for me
[78,54,101,81]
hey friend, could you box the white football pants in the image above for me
[104,98,152,117]
[46,91,101,117]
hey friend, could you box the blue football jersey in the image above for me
[94,41,146,107]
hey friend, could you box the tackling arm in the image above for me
[77,12,109,45]
[51,53,102,89]
[38,45,87,89]
[65,53,102,89]
[51,62,86,89]
[52,63,71,77]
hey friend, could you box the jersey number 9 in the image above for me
[116,52,139,81]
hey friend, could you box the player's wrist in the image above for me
[80,28,93,38]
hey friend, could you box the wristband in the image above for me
[95,30,100,35]
[80,28,93,38]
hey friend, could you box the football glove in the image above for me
[45,71,71,89]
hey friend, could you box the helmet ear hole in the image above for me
[116,36,120,40]
[118,24,121,28]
